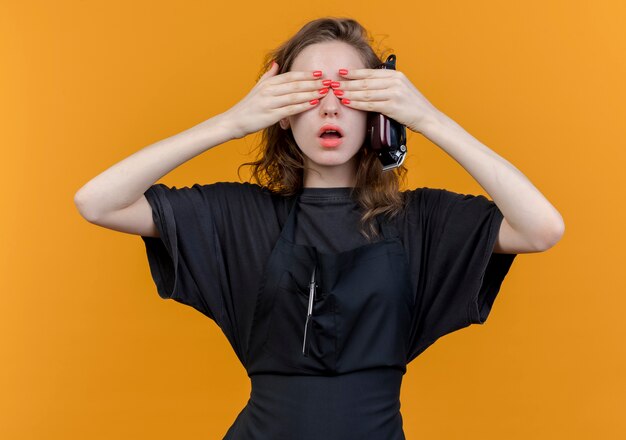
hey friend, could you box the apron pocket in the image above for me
[263,270,336,370]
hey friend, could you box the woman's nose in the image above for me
[319,88,342,113]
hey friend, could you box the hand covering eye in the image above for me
[365,54,408,171]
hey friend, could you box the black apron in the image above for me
[225,192,413,439]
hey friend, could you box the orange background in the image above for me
[2,0,624,438]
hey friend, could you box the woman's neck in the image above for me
[303,159,357,188]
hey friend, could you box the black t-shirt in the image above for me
[140,182,517,366]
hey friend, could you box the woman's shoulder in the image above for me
[192,181,290,216]
[148,180,289,215]
[400,186,432,208]
[194,180,270,194]
[185,180,285,202]
[401,186,473,207]
[401,185,449,198]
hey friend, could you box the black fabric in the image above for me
[140,181,517,438]
[140,182,517,366]
[230,368,406,439]
[220,191,412,438]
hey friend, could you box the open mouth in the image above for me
[318,133,343,148]
[319,130,343,139]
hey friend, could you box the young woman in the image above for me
[75,16,563,440]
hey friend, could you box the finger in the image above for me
[257,60,280,82]
[279,95,323,118]
[337,68,396,80]
[271,78,328,97]
[272,88,328,109]
[339,98,391,113]
[266,69,325,87]
[332,77,391,92]
[333,88,389,101]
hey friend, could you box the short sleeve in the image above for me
[141,183,217,318]
[405,187,517,362]
[140,181,282,366]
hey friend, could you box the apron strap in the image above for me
[377,214,400,240]
[287,194,298,213]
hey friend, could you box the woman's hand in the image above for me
[332,68,441,134]
[222,62,329,139]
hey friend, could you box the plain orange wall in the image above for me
[2,0,624,438]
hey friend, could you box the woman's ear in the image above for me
[279,118,290,130]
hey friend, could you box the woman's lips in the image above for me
[318,137,343,148]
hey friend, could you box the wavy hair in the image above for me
[238,17,409,240]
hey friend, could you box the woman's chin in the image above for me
[307,153,357,169]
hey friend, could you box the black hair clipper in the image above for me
[364,54,407,171]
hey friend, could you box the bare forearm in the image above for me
[74,112,236,220]
[420,110,564,247]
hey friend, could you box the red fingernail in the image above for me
[313,70,323,77]
[341,98,350,105]
[310,98,319,105]
[333,89,344,96]
[339,69,348,75]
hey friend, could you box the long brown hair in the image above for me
[238,17,409,240]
